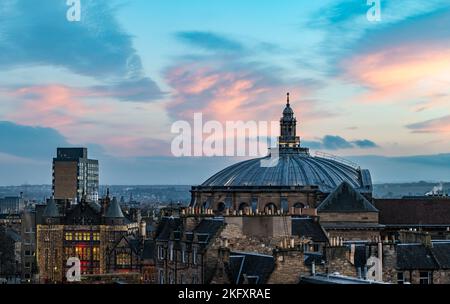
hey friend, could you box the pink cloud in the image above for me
[407,115,450,134]
[342,44,450,108]
[165,62,324,125]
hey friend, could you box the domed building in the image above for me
[190,94,373,215]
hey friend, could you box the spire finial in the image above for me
[287,92,290,106]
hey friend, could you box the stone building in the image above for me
[36,195,140,283]
[189,94,377,242]
[317,182,384,240]
[190,94,373,217]
[154,216,224,284]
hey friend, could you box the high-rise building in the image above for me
[52,148,99,202]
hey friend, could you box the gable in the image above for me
[317,182,378,213]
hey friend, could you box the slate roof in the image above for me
[200,154,372,194]
[430,242,450,269]
[105,197,125,218]
[374,198,450,226]
[317,182,378,213]
[292,217,328,243]
[228,252,275,284]
[194,218,224,235]
[155,217,183,241]
[43,198,60,218]
[142,240,156,260]
[396,244,438,270]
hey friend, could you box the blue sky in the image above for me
[0,0,449,185]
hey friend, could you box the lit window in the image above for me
[93,233,100,241]
[116,253,131,266]
[65,232,73,241]
[83,233,90,241]
[92,247,100,261]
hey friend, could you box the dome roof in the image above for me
[201,153,372,193]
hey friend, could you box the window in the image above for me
[25,262,31,269]
[192,275,198,284]
[25,250,32,257]
[193,247,198,265]
[65,232,73,241]
[169,272,174,284]
[116,253,131,266]
[92,247,100,261]
[182,247,187,264]
[169,242,174,261]
[93,233,100,241]
[83,232,91,241]
[75,232,82,241]
[159,270,164,284]
[419,272,432,285]
[158,246,165,260]
[397,272,404,284]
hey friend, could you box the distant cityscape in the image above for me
[1,182,448,204]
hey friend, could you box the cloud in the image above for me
[0,121,69,159]
[338,6,450,111]
[303,135,377,150]
[166,31,324,124]
[352,139,378,149]
[0,0,162,102]
[175,31,244,52]
[406,115,450,134]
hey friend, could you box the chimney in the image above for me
[140,220,147,240]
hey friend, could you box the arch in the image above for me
[294,202,305,209]
[238,202,250,214]
[265,203,277,214]
[217,202,226,212]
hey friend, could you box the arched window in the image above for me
[217,202,226,212]
[294,203,305,209]
[265,203,277,214]
[238,203,249,212]
[293,203,305,215]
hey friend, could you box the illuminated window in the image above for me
[65,247,74,258]
[93,233,100,241]
[75,232,83,241]
[116,253,131,266]
[65,232,73,241]
[83,233,91,241]
[92,247,100,261]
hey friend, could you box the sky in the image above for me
[0,0,449,185]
